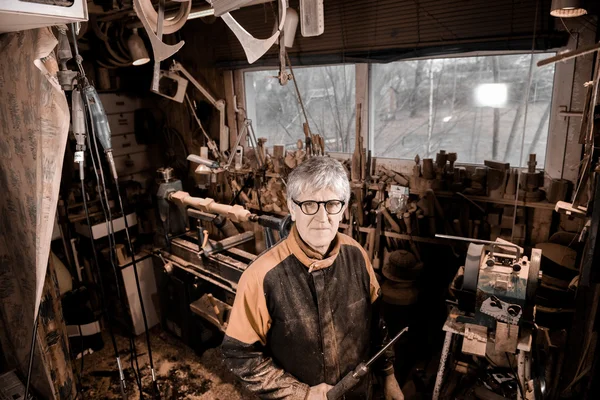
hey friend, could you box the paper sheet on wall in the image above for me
[0,27,70,398]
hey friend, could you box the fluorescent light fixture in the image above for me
[475,83,508,108]
[550,0,587,17]
[188,8,216,20]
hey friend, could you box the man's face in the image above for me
[288,188,346,254]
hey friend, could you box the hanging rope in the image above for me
[510,0,539,242]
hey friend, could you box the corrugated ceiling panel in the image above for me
[186,0,562,67]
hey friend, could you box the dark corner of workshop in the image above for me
[1,1,600,400]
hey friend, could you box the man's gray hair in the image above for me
[286,156,350,202]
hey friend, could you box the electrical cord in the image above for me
[70,24,156,397]
[113,180,161,398]
[69,323,84,399]
[78,78,144,394]
[24,311,39,400]
[85,112,144,396]
[62,23,143,397]
[505,352,525,400]
[86,97,154,397]
[81,175,127,399]
[71,30,144,393]
[77,324,85,385]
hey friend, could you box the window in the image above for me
[245,65,356,153]
[370,54,556,166]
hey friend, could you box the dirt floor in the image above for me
[77,325,427,399]
[78,326,256,399]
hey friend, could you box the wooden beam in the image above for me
[233,69,248,149]
[223,70,239,152]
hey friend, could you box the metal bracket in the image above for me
[171,60,230,156]
[558,105,583,120]
[133,0,185,90]
[220,0,287,64]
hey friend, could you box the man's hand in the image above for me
[383,375,404,400]
[306,383,334,400]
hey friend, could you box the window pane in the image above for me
[371,54,555,166]
[245,65,356,153]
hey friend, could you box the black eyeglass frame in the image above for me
[292,199,346,215]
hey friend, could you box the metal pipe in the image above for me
[537,41,600,67]
[365,327,409,368]
[435,234,521,259]
[432,331,454,400]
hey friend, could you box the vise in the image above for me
[432,235,543,400]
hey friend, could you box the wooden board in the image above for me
[223,70,239,151]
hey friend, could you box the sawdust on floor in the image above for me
[78,326,256,399]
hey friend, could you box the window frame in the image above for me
[242,63,359,154]
[238,43,583,183]
[364,52,558,169]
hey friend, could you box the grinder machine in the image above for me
[433,235,543,400]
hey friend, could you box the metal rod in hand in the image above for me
[366,326,409,368]
[327,327,409,400]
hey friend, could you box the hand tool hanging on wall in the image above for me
[72,33,162,396]
[66,24,135,398]
[326,327,409,400]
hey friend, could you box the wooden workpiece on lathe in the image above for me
[168,190,252,223]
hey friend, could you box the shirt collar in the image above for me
[287,224,341,272]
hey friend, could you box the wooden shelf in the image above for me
[368,184,555,210]
[409,189,556,210]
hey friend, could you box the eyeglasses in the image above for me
[292,199,345,215]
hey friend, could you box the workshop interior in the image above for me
[1,0,600,399]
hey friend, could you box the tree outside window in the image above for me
[371,54,556,166]
[245,65,356,153]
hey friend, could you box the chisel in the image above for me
[326,327,409,400]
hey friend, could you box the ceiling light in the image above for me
[127,28,150,66]
[550,0,587,18]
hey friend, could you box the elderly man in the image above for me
[222,156,403,400]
